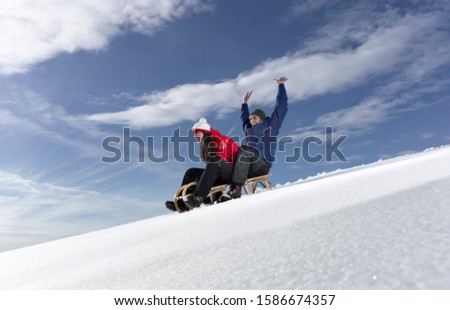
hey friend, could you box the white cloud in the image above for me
[315,97,393,134]
[86,9,449,129]
[0,0,213,75]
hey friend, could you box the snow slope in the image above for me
[0,146,449,289]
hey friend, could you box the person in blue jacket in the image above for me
[225,77,288,199]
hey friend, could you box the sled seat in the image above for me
[173,174,272,213]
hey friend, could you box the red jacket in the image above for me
[208,128,239,164]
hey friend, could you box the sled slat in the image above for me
[243,174,272,195]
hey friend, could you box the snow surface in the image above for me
[0,146,449,289]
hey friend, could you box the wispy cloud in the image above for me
[0,0,213,75]
[291,92,450,142]
[85,5,450,129]
[420,132,435,140]
[285,0,337,20]
[0,169,154,252]
[0,84,106,159]
[0,83,183,201]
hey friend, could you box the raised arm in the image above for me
[241,91,252,131]
[269,77,288,135]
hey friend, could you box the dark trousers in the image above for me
[182,160,233,198]
[232,145,270,186]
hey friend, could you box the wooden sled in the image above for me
[243,174,272,195]
[173,174,272,213]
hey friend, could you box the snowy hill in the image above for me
[0,146,449,289]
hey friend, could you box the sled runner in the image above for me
[173,174,272,213]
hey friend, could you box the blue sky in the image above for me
[1,0,449,252]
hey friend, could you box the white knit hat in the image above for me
[192,117,211,134]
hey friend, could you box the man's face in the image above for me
[249,114,262,126]
[193,131,204,142]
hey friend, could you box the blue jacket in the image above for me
[241,84,288,167]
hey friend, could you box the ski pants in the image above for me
[181,159,233,198]
[232,145,270,186]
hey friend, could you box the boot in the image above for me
[228,184,242,199]
[165,201,177,211]
[219,193,232,203]
[204,191,223,205]
[165,200,190,212]
[184,194,204,209]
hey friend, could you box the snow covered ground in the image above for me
[0,146,449,289]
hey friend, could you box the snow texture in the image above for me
[0,146,449,289]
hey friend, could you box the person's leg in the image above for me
[193,162,222,198]
[217,161,233,184]
[231,145,259,186]
[185,158,238,208]
[248,158,270,178]
[228,145,261,198]
[206,161,234,204]
[181,168,204,186]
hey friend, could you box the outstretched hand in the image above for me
[275,77,288,84]
[243,91,253,104]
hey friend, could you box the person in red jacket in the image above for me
[165,117,239,212]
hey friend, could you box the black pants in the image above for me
[182,160,233,198]
[232,145,270,186]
